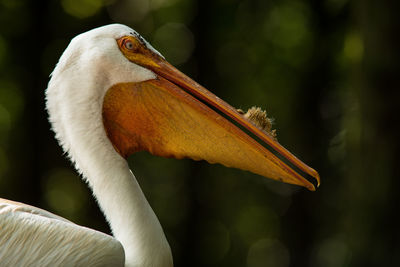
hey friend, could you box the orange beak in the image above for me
[102,38,320,190]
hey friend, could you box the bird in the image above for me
[0,24,320,267]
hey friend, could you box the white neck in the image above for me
[77,140,172,267]
[45,26,173,267]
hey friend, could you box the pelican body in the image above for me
[0,24,319,266]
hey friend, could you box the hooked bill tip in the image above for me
[308,169,321,191]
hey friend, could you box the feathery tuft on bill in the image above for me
[237,107,277,141]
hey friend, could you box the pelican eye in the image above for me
[124,40,134,50]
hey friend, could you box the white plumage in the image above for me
[0,200,124,266]
[1,24,173,267]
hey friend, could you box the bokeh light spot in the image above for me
[0,80,24,130]
[61,0,105,18]
[0,0,25,9]
[311,238,352,267]
[267,2,311,49]
[343,32,364,63]
[43,168,88,220]
[263,1,313,68]
[150,0,178,9]
[108,0,150,24]
[247,239,290,267]
[152,23,194,65]
[235,205,279,244]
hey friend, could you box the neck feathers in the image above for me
[45,33,172,266]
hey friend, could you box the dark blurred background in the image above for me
[1,0,400,266]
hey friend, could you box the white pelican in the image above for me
[0,24,320,267]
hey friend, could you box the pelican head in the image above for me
[47,23,319,191]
